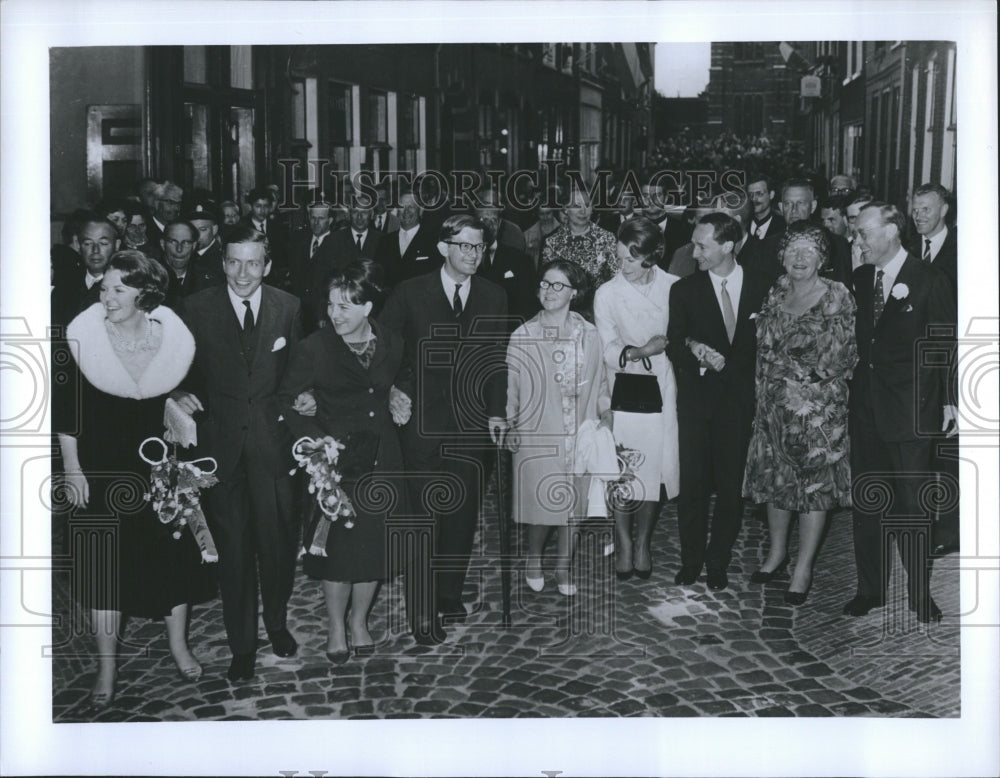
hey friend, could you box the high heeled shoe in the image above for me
[615,568,634,581]
[88,674,117,710]
[525,573,545,592]
[749,557,790,584]
[325,649,350,665]
[175,662,203,682]
[784,588,810,606]
[557,582,577,596]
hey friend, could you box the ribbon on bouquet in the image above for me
[290,435,356,558]
[139,437,220,563]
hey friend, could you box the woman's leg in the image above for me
[761,505,794,572]
[164,603,201,677]
[553,526,580,589]
[322,580,351,653]
[347,581,379,647]
[526,524,551,581]
[91,609,120,703]
[790,510,827,593]
[632,500,661,573]
[612,506,634,575]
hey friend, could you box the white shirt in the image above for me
[310,231,330,254]
[399,225,419,255]
[923,225,948,262]
[253,220,267,234]
[352,229,369,248]
[197,238,217,257]
[875,245,908,303]
[84,271,103,290]
[227,284,262,328]
[708,262,744,318]
[751,213,775,239]
[374,213,385,231]
[440,265,470,309]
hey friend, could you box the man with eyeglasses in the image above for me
[845,202,957,624]
[380,214,509,646]
[172,225,303,681]
[828,173,857,199]
[150,181,184,246]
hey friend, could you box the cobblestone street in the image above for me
[51,488,961,723]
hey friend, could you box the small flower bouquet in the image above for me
[291,435,356,557]
[606,443,645,507]
[140,437,219,563]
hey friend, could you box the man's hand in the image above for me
[293,390,317,417]
[169,390,204,415]
[688,339,725,372]
[942,405,959,437]
[489,416,509,447]
[505,431,521,454]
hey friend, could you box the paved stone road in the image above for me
[51,493,959,722]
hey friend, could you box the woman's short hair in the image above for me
[325,259,387,314]
[538,258,590,301]
[777,220,832,268]
[107,250,169,312]
[617,216,664,268]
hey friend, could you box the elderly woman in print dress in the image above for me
[55,250,215,708]
[506,259,612,596]
[743,221,858,605]
[593,217,681,580]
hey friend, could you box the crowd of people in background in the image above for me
[50,157,959,712]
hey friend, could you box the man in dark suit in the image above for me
[375,191,443,288]
[379,214,509,645]
[172,225,303,681]
[909,183,957,301]
[666,213,772,591]
[148,181,183,246]
[372,180,400,234]
[844,203,957,623]
[474,185,528,254]
[319,192,383,278]
[287,198,339,332]
[746,173,786,241]
[475,225,539,330]
[185,203,226,291]
[642,179,692,271]
[159,220,207,312]
[243,187,290,286]
[52,215,119,328]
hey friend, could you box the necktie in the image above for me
[242,300,255,333]
[310,237,319,257]
[452,283,463,317]
[356,233,364,252]
[484,248,493,268]
[376,215,383,231]
[256,221,266,234]
[720,279,737,343]
[873,270,885,325]
[923,238,932,261]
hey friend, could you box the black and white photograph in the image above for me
[1,1,997,776]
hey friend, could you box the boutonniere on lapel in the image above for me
[504,270,515,279]
[272,336,287,352]
[890,283,909,300]
[749,312,759,320]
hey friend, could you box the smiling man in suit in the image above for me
[666,212,772,591]
[172,225,303,680]
[380,214,509,645]
[909,183,957,302]
[845,202,957,623]
[376,190,442,288]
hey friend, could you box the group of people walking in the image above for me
[52,171,957,712]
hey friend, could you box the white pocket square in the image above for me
[504,270,515,279]
[415,254,429,261]
[272,337,287,351]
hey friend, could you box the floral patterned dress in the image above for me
[506,312,610,525]
[743,276,858,511]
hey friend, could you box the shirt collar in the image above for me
[708,262,742,287]
[227,283,263,321]
[925,225,948,257]
[441,265,470,296]
[878,245,909,279]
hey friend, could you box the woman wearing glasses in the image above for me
[505,259,612,595]
[593,217,681,580]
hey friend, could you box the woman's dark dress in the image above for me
[279,321,408,582]
[54,304,216,617]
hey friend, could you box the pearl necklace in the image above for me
[106,317,155,353]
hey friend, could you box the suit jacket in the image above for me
[287,231,340,330]
[379,270,508,466]
[475,243,539,330]
[179,284,303,481]
[850,254,956,442]
[821,233,854,291]
[371,211,399,234]
[748,211,786,241]
[496,220,527,254]
[909,227,958,303]
[52,273,102,329]
[666,267,772,420]
[242,214,291,285]
[319,227,383,280]
[190,241,225,288]
[653,217,693,272]
[375,223,443,289]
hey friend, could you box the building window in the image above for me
[362,89,388,146]
[183,47,207,84]
[941,47,956,190]
[844,42,863,83]
[230,46,253,89]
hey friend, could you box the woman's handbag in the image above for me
[610,346,662,413]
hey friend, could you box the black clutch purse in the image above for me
[610,346,662,414]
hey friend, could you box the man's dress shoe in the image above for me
[673,567,699,586]
[706,569,729,591]
[437,601,468,624]
[842,594,885,617]
[268,628,298,658]
[913,598,943,624]
[412,618,447,646]
[227,653,255,682]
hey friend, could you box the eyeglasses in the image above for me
[539,280,575,292]
[830,187,853,195]
[165,238,194,249]
[444,241,486,255]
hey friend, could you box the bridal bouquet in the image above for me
[139,437,219,563]
[606,443,645,507]
[291,435,356,557]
